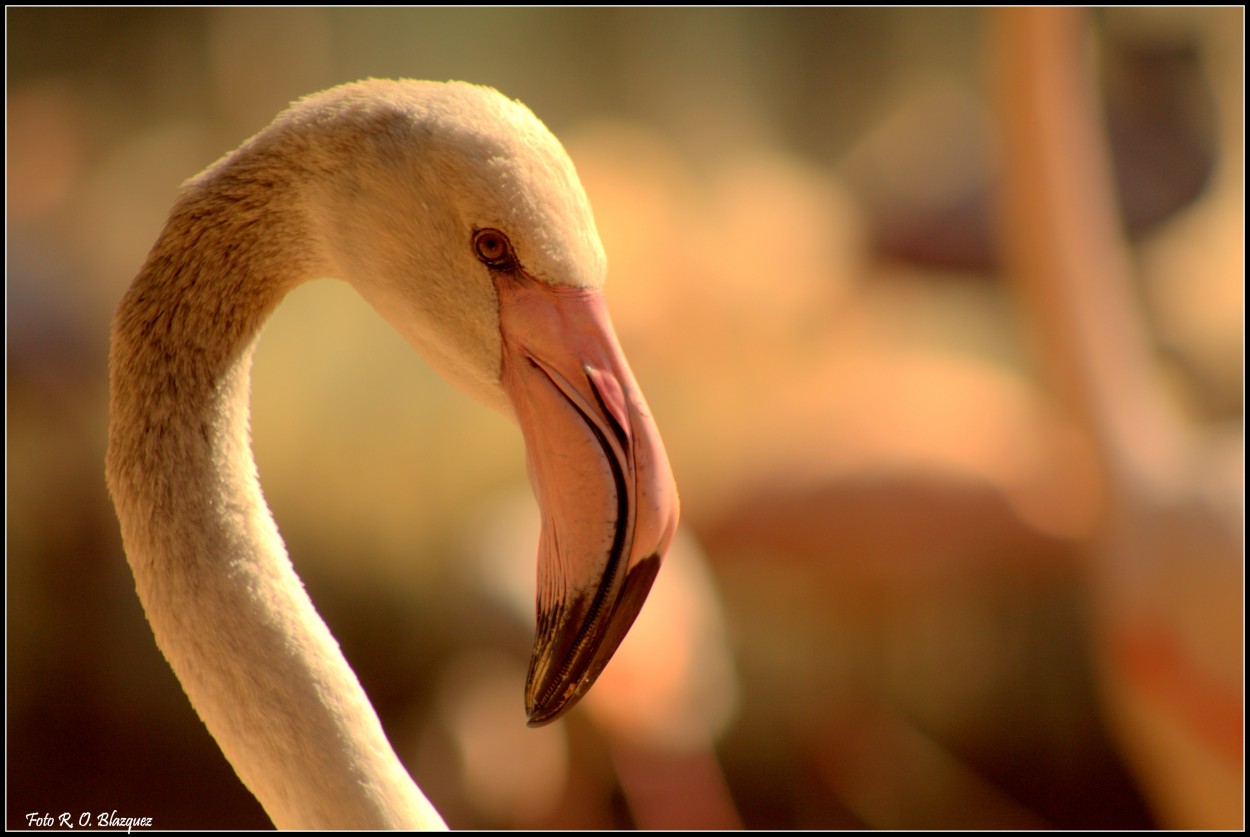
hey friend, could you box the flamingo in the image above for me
[993,9,1243,827]
[104,79,680,830]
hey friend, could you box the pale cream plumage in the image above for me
[106,79,677,829]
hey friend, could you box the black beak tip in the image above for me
[525,705,562,728]
[524,676,586,727]
[522,552,665,727]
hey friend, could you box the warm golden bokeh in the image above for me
[7,7,1242,830]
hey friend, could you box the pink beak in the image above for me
[494,271,680,726]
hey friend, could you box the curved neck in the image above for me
[993,8,1183,501]
[106,181,446,829]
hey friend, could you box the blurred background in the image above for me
[6,7,1243,830]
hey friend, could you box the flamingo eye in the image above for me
[472,228,515,269]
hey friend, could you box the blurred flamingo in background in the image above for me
[556,8,1241,828]
[993,8,1243,828]
[105,79,679,829]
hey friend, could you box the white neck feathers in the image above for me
[106,156,445,830]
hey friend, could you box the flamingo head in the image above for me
[282,79,680,724]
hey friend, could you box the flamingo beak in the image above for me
[493,271,680,726]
